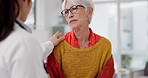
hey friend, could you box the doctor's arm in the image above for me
[41,31,64,59]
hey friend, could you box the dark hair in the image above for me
[0,0,20,41]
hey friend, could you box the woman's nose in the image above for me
[68,11,74,18]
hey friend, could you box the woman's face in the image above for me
[64,1,92,29]
[18,0,32,22]
[25,0,32,21]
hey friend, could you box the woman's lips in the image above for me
[69,20,77,24]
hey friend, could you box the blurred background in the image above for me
[25,0,148,78]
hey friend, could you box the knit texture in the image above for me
[53,37,111,78]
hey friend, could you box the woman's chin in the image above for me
[70,25,79,29]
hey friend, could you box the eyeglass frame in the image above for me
[61,5,85,17]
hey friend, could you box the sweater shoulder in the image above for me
[99,37,111,47]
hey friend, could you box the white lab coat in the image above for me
[0,23,53,78]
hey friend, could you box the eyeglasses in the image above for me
[61,5,85,17]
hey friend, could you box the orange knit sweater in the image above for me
[53,37,112,78]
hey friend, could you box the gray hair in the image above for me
[62,0,94,23]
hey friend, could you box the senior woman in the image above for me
[46,0,115,78]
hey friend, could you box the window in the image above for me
[120,1,148,69]
[91,0,148,71]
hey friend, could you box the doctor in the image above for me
[0,0,64,78]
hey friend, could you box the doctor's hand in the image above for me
[49,31,64,46]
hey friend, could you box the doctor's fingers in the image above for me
[54,31,62,37]
[58,37,64,42]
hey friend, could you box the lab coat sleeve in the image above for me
[41,41,54,60]
[5,36,48,78]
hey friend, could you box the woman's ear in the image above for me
[23,0,27,2]
[87,8,93,18]
[23,0,30,2]
[17,0,32,22]
[23,0,31,4]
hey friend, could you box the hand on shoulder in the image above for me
[49,31,64,46]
